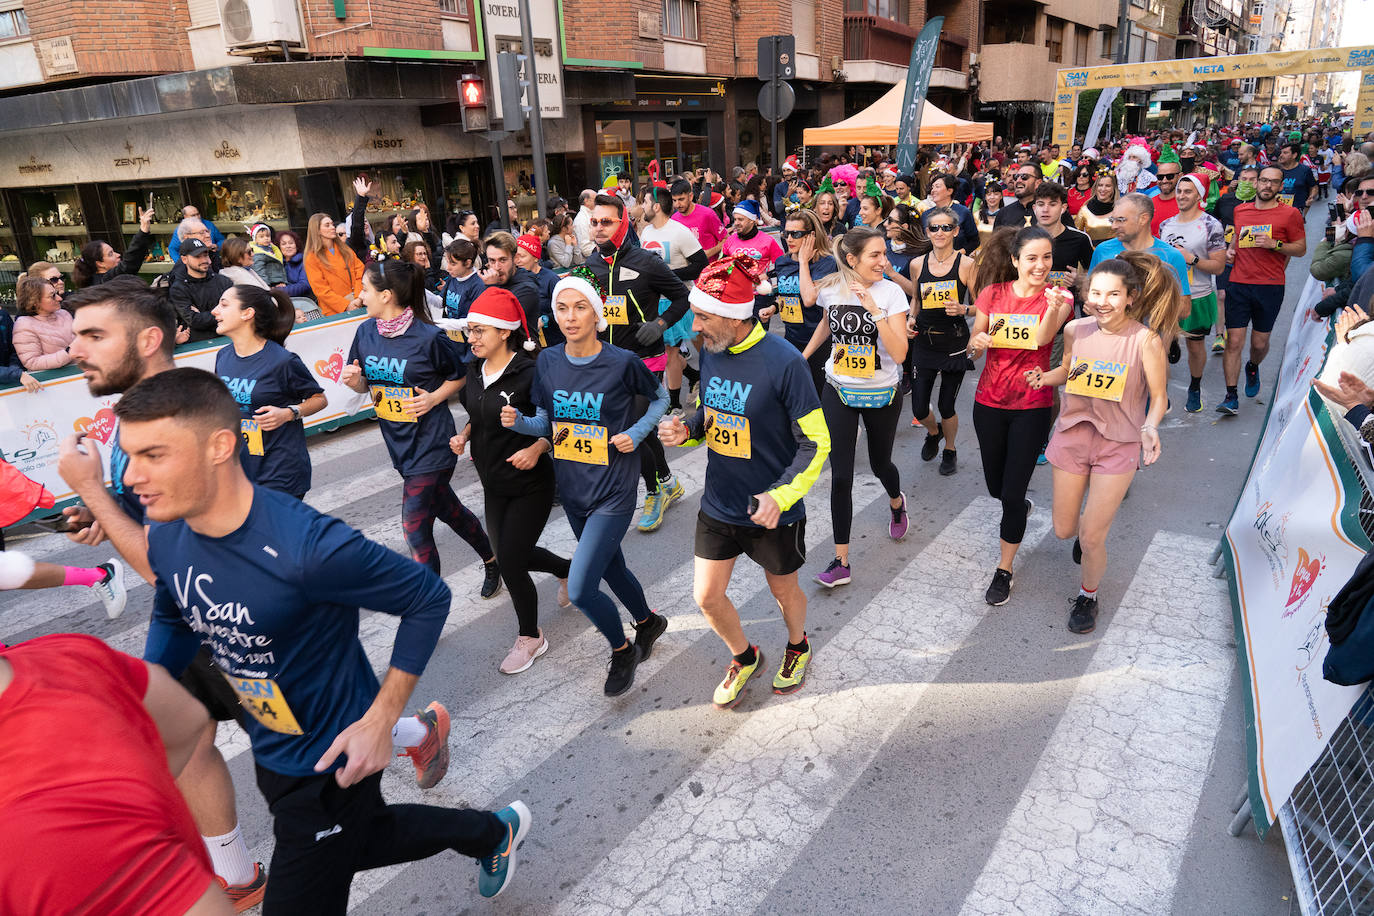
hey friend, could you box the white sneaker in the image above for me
[499,633,549,674]
[92,558,127,619]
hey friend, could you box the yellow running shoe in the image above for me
[713,647,764,709]
[773,642,812,694]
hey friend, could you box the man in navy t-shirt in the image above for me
[122,368,532,910]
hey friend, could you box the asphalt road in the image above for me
[2,204,1333,915]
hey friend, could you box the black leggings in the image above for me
[821,385,903,545]
[972,403,1052,545]
[911,366,966,422]
[486,483,571,638]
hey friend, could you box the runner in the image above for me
[212,286,328,498]
[1,634,233,916]
[639,186,707,414]
[585,193,688,532]
[658,252,831,707]
[1219,164,1307,415]
[502,272,670,696]
[449,287,572,675]
[802,226,911,587]
[907,205,977,477]
[54,277,268,911]
[341,260,502,595]
[761,208,838,393]
[966,226,1076,606]
[0,550,125,616]
[1159,173,1228,413]
[121,368,530,912]
[1211,165,1256,355]
[1023,251,1177,634]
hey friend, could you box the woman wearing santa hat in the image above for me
[449,287,573,675]
[500,269,670,697]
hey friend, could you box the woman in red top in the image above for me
[1066,166,1094,217]
[967,226,1075,606]
[1023,251,1177,634]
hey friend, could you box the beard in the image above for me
[83,339,145,396]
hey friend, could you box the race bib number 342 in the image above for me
[987,313,1039,350]
[603,295,629,326]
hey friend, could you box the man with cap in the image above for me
[514,233,559,345]
[167,237,234,343]
[1161,171,1228,412]
[659,252,831,709]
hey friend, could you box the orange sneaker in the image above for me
[216,862,267,913]
[397,701,451,789]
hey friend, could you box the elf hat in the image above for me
[516,233,542,260]
[783,155,800,173]
[689,251,771,321]
[1179,172,1209,199]
[462,287,537,351]
[552,269,609,332]
[732,198,762,222]
[602,174,620,191]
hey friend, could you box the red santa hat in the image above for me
[783,155,800,173]
[689,252,771,320]
[1179,172,1210,199]
[460,287,536,350]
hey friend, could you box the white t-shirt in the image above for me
[639,219,702,271]
[819,277,909,391]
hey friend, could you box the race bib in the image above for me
[704,407,751,459]
[240,418,265,457]
[1187,265,1194,288]
[1065,357,1128,402]
[445,328,466,344]
[833,342,876,378]
[1238,225,1271,249]
[552,421,609,465]
[1225,225,1234,244]
[370,385,416,423]
[603,294,629,325]
[778,295,803,323]
[920,280,958,310]
[1278,193,1295,207]
[225,675,304,735]
[1047,270,1072,288]
[987,313,1040,350]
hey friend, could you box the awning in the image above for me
[802,81,994,146]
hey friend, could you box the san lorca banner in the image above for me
[1223,278,1372,837]
[0,310,375,523]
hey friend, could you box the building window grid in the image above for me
[439,0,469,15]
[664,0,699,40]
[0,7,28,39]
[1045,16,1065,63]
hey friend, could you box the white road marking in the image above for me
[956,531,1233,916]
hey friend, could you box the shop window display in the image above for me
[18,187,87,270]
[190,174,289,234]
[336,166,431,231]
[107,180,181,274]
[0,196,18,307]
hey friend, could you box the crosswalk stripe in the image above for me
[553,495,1050,916]
[956,531,1233,916]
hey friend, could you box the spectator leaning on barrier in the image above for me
[303,212,365,316]
[0,303,40,391]
[12,274,75,371]
[275,231,313,301]
[167,238,233,342]
[249,223,287,288]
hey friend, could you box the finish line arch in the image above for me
[1052,45,1374,147]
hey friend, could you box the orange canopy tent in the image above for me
[802,81,994,146]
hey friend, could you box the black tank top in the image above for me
[913,253,970,337]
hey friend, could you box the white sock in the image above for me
[204,825,256,886]
[392,715,429,748]
[1080,585,1098,599]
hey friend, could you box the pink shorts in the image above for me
[1045,421,1139,476]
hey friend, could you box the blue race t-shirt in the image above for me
[348,319,463,478]
[1089,237,1192,297]
[144,486,451,778]
[699,329,820,527]
[772,254,837,350]
[530,343,662,516]
[108,422,144,524]
[216,341,324,498]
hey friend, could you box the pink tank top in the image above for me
[1056,317,1150,443]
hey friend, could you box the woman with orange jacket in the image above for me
[303,212,365,315]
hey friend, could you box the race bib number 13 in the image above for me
[370,386,415,423]
[704,407,751,459]
[987,313,1039,350]
[1065,357,1128,402]
[553,422,609,465]
[226,675,304,735]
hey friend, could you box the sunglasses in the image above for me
[927,224,956,232]
[1355,188,1374,197]
[589,218,621,228]
[783,229,809,238]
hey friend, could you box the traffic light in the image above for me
[460,76,485,109]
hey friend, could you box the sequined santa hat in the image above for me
[689,252,772,320]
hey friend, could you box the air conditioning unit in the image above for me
[220,0,304,49]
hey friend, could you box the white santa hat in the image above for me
[551,274,609,332]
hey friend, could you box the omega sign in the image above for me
[214,140,241,159]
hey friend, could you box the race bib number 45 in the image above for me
[371,386,415,423]
[987,313,1039,350]
[240,418,264,456]
[603,295,629,326]
[833,342,876,378]
[704,407,751,459]
[226,675,304,735]
[920,280,958,310]
[1065,357,1128,402]
[553,422,609,465]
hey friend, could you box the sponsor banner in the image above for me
[1053,90,1076,149]
[894,17,944,175]
[1083,87,1120,151]
[1057,45,1374,90]
[1224,278,1371,836]
[0,311,375,524]
[1356,69,1374,135]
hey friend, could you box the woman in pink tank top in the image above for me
[1022,250,1180,635]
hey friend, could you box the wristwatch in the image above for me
[289,405,301,421]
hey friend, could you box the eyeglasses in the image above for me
[1256,178,1282,185]
[1015,173,1036,181]
[1356,188,1374,197]
[1157,172,1180,180]
[589,218,621,228]
[783,229,809,238]
[927,224,956,232]
[1106,216,1133,224]
[466,325,494,337]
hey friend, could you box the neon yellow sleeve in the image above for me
[768,407,830,512]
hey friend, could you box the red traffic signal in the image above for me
[460,77,485,108]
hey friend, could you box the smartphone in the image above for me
[748,496,760,516]
[1329,204,1341,223]
[33,516,70,534]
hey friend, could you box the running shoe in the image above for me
[1244,363,1261,399]
[1035,450,1048,466]
[889,493,910,541]
[92,558,127,619]
[659,474,684,511]
[985,568,1013,606]
[939,449,957,477]
[1212,331,1226,354]
[557,578,571,608]
[713,647,764,709]
[217,863,267,913]
[773,643,812,694]
[633,612,668,660]
[1024,497,1035,515]
[1068,594,1099,634]
[1185,388,1202,413]
[481,560,503,599]
[499,634,548,675]
[814,557,851,588]
[604,643,641,696]
[910,417,922,428]
[1216,394,1239,416]
[1168,339,1181,364]
[1072,537,1082,565]
[398,701,451,789]
[637,490,662,531]
[478,801,532,898]
[921,431,942,461]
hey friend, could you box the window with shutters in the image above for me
[1045,17,1065,63]
[0,1,28,39]
[187,0,219,27]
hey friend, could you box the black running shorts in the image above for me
[694,510,806,576]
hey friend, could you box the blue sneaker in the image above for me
[1216,394,1239,416]
[1035,450,1048,466]
[477,801,531,898]
[1244,363,1261,398]
[1185,389,1202,413]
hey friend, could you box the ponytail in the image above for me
[72,240,106,288]
[232,284,297,345]
[1111,251,1183,341]
[972,225,1052,298]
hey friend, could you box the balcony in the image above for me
[843,12,922,68]
[978,41,1054,103]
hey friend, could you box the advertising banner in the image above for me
[1355,69,1374,135]
[1056,46,1374,91]
[1083,87,1120,151]
[0,312,375,524]
[894,17,944,176]
[1223,279,1371,836]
